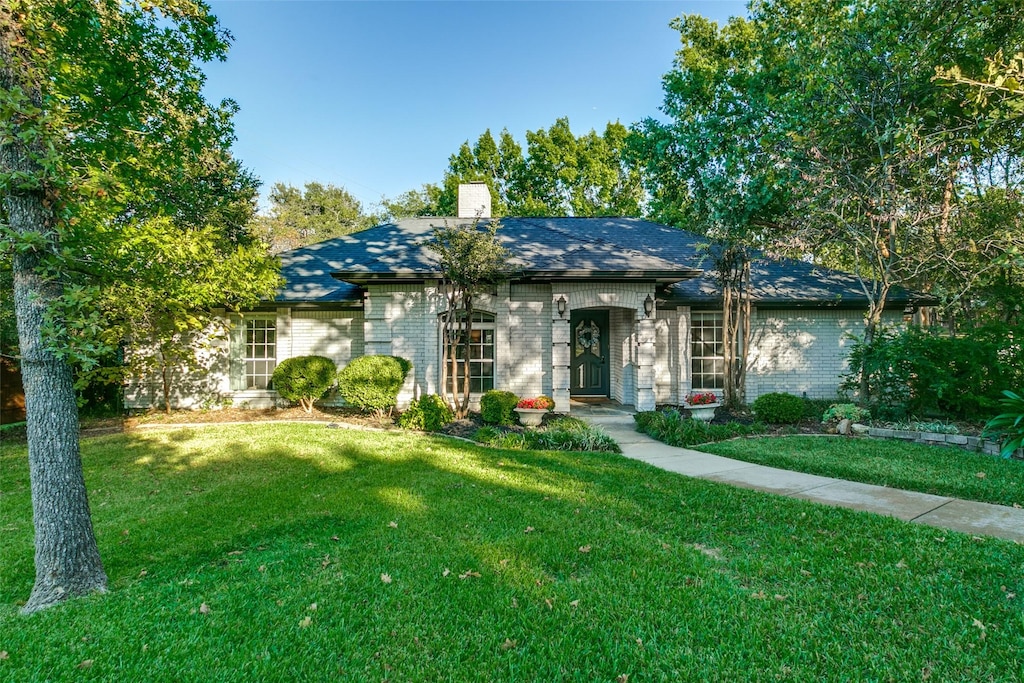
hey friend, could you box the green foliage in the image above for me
[437,119,643,217]
[336,356,412,416]
[480,390,520,426]
[270,356,337,413]
[397,394,455,432]
[525,417,620,453]
[845,325,1024,419]
[982,390,1024,458]
[252,182,375,253]
[473,417,619,453]
[821,403,871,425]
[751,393,806,424]
[635,410,767,448]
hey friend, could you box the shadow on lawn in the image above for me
[2,424,651,604]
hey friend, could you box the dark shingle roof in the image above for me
[275,216,934,308]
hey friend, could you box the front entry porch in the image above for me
[550,283,658,414]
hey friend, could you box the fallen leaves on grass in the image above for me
[578,545,592,553]
[976,472,986,479]
[77,660,93,669]
[617,675,630,683]
[442,568,451,577]
[381,573,393,584]
[299,616,312,629]
[570,599,580,608]
[972,618,986,640]
[198,602,211,615]
[0,651,8,660]
[500,638,517,651]
[524,526,535,534]
[308,603,318,611]
[388,521,398,529]
[459,570,481,580]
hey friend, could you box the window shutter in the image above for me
[229,317,246,391]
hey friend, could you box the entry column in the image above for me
[551,292,571,412]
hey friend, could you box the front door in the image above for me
[570,310,610,397]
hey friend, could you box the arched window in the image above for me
[442,311,496,394]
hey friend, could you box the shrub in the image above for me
[982,390,1024,458]
[480,390,519,425]
[821,403,871,425]
[845,324,1024,419]
[337,355,412,416]
[635,410,766,448]
[526,417,620,453]
[270,355,337,413]
[398,394,454,432]
[751,393,805,424]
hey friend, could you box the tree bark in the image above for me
[1,9,108,614]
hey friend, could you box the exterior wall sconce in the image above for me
[644,294,654,318]
[557,295,567,318]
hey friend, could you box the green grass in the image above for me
[1,424,1022,681]
[702,436,1024,508]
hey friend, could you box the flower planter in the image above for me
[685,403,720,422]
[515,408,548,427]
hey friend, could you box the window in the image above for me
[444,311,495,394]
[691,312,724,391]
[245,319,276,389]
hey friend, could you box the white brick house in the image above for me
[126,188,924,413]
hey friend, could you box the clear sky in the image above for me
[203,1,749,213]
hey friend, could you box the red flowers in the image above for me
[685,392,719,406]
[517,396,554,410]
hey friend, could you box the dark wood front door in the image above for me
[570,310,610,397]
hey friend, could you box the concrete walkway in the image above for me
[573,403,1024,543]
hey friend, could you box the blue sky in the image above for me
[203,1,749,212]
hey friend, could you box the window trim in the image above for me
[440,310,496,395]
[690,311,725,391]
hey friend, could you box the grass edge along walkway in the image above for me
[581,410,1024,543]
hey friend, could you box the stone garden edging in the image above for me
[861,425,1023,460]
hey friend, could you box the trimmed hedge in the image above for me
[480,390,519,426]
[635,410,766,447]
[337,355,412,415]
[398,394,454,432]
[751,392,805,424]
[270,355,337,413]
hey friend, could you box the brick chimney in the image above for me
[457,182,492,219]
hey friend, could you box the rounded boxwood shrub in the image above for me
[480,389,519,426]
[398,394,454,432]
[337,355,412,416]
[751,392,805,424]
[270,355,337,413]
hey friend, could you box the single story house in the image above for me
[126,184,929,413]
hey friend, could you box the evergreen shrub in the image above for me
[337,355,412,416]
[270,355,337,413]
[480,390,519,425]
[751,393,806,424]
[398,394,454,432]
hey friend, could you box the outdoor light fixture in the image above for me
[557,295,567,318]
[644,294,654,318]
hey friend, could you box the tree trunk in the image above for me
[2,11,108,613]
[458,295,474,419]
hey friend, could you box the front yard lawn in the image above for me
[702,436,1024,508]
[1,424,1022,681]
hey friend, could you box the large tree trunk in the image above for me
[2,12,107,614]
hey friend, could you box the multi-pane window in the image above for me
[691,312,724,391]
[245,319,276,389]
[445,311,495,394]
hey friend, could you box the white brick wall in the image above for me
[745,308,903,401]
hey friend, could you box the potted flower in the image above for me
[683,392,720,422]
[515,396,555,426]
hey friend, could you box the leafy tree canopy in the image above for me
[252,181,374,253]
